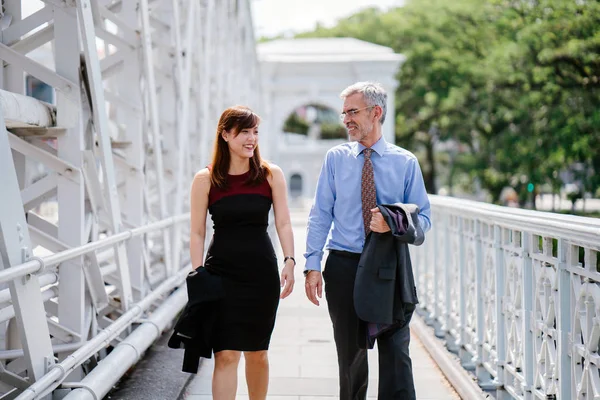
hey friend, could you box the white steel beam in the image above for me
[140,0,172,276]
[0,42,78,101]
[171,0,196,270]
[0,104,55,382]
[76,0,133,310]
[118,1,146,298]
[8,132,80,183]
[20,172,58,211]
[53,5,87,382]
[1,6,54,45]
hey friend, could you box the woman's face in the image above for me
[223,124,259,159]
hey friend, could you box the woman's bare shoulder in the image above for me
[194,168,210,178]
[266,163,285,187]
[192,168,211,189]
[267,162,283,176]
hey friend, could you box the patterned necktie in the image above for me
[361,148,377,235]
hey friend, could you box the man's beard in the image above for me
[348,123,372,142]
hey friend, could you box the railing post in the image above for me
[456,217,466,358]
[475,219,487,384]
[433,214,452,338]
[522,232,535,399]
[421,217,431,318]
[556,238,571,399]
[431,212,443,336]
[494,225,506,395]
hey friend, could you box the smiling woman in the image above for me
[210,106,268,188]
[186,105,297,399]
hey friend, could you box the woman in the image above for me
[189,105,295,399]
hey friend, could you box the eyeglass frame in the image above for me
[339,106,375,121]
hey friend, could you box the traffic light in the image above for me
[527,183,534,193]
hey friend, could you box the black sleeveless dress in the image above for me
[204,170,280,352]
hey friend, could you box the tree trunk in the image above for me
[424,137,437,194]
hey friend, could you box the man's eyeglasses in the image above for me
[339,106,374,121]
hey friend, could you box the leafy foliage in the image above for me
[292,0,600,204]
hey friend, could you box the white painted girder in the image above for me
[0,0,261,397]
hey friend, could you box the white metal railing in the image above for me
[12,216,190,400]
[412,195,600,399]
[0,215,188,286]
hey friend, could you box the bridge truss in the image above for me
[0,0,260,398]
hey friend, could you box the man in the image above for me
[304,81,432,399]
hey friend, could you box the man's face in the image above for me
[341,93,375,143]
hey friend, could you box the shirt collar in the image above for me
[353,136,387,158]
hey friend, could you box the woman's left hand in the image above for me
[280,262,295,299]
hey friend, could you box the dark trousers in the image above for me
[323,251,416,400]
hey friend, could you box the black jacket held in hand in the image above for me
[168,267,224,373]
[354,203,424,330]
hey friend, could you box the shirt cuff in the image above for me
[418,214,431,233]
[303,254,323,274]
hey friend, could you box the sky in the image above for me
[22,1,402,40]
[250,0,403,38]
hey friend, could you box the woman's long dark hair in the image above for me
[210,105,271,189]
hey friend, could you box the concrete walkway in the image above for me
[181,208,460,399]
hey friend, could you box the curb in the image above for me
[411,314,493,400]
[106,329,193,400]
[176,359,204,400]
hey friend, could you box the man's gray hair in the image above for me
[340,81,388,124]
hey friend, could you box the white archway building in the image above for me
[258,38,405,201]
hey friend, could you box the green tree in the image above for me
[289,0,600,205]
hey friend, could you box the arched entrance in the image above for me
[283,103,347,140]
[257,38,404,200]
[289,173,303,198]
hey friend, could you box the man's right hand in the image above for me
[304,270,323,306]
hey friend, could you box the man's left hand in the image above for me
[370,208,391,233]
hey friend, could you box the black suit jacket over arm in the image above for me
[168,268,224,373]
[353,203,424,333]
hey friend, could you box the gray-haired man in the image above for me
[304,82,432,399]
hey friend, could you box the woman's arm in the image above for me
[190,169,210,269]
[268,164,295,299]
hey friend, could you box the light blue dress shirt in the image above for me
[304,136,432,273]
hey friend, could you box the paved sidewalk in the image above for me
[181,208,460,399]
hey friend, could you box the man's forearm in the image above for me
[304,218,330,272]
